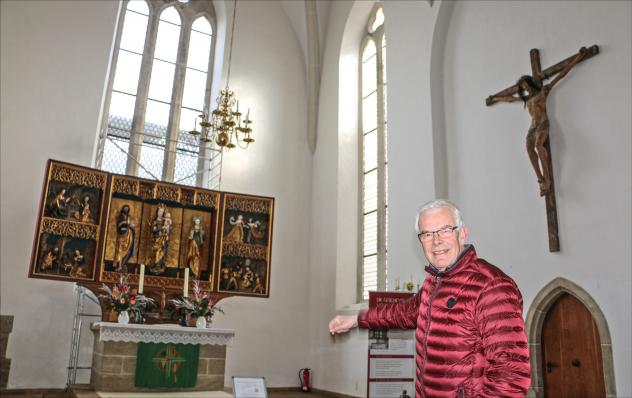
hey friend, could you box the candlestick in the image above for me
[139,264,145,294]
[184,268,189,297]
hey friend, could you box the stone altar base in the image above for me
[90,323,234,393]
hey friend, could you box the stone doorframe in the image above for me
[525,277,616,398]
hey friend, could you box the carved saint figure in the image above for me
[489,47,587,196]
[225,214,245,243]
[79,196,92,223]
[41,247,60,272]
[247,219,265,244]
[186,216,205,277]
[113,204,135,272]
[49,188,70,218]
[220,266,231,290]
[241,261,254,289]
[252,272,264,294]
[226,264,242,290]
[69,249,88,278]
[148,204,171,274]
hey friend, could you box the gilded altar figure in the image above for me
[186,216,205,277]
[225,214,245,243]
[148,204,171,275]
[41,247,60,272]
[49,188,71,218]
[79,196,92,223]
[252,272,264,294]
[113,204,135,272]
[69,249,88,278]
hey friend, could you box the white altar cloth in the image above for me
[93,322,235,346]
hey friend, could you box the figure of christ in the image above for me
[488,47,587,196]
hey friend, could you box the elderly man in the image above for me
[329,200,530,397]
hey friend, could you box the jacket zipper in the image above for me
[418,275,441,394]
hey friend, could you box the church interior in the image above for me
[1,0,630,397]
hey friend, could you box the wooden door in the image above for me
[541,293,605,398]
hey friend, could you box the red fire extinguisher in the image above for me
[299,368,312,392]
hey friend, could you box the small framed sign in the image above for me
[232,376,268,398]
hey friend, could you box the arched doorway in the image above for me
[525,277,616,398]
[541,293,605,397]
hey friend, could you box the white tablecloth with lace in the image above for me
[92,322,234,346]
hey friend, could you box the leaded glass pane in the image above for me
[362,51,377,97]
[192,17,212,34]
[108,92,136,121]
[174,152,198,186]
[182,68,206,110]
[179,107,200,139]
[364,211,377,256]
[362,92,377,133]
[362,39,376,62]
[148,59,175,102]
[138,143,164,180]
[363,129,377,171]
[121,9,148,54]
[160,7,181,24]
[154,13,180,62]
[101,137,130,175]
[144,100,170,145]
[364,169,377,213]
[363,255,377,300]
[113,50,142,95]
[187,20,212,71]
[126,0,148,15]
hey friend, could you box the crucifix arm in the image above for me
[546,47,588,90]
[486,94,522,106]
[485,45,598,106]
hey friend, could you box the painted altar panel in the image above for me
[29,161,108,282]
[216,193,274,297]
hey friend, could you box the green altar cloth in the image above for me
[135,342,200,388]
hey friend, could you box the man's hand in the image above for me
[328,315,358,335]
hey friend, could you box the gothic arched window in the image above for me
[359,5,388,301]
[97,0,220,188]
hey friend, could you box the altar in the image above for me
[90,322,234,392]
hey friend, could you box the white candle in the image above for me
[246,108,250,121]
[184,268,189,297]
[138,264,145,294]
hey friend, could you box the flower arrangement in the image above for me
[171,280,224,319]
[100,276,154,314]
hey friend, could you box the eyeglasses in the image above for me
[417,226,458,242]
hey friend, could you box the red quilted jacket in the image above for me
[358,246,530,398]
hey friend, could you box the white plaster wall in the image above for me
[309,0,630,396]
[0,0,120,388]
[1,0,312,388]
[307,1,441,395]
[442,1,631,395]
[213,0,313,388]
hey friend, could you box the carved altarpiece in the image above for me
[29,160,274,322]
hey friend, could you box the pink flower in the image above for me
[119,298,126,304]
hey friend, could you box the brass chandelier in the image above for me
[189,0,253,149]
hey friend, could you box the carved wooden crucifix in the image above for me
[486,45,599,252]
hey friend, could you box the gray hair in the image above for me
[414,199,464,234]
